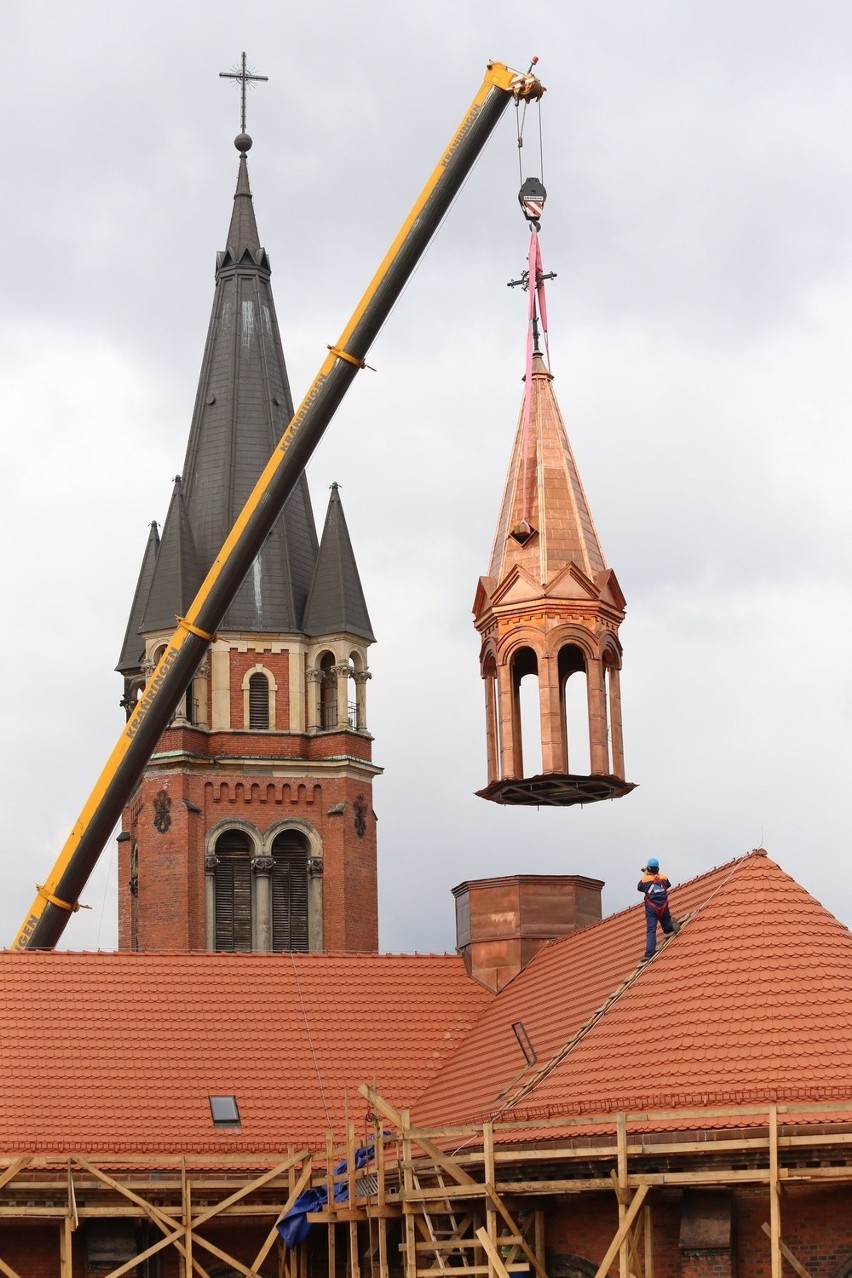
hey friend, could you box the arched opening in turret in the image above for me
[559,644,591,775]
[319,651,337,730]
[347,650,368,731]
[512,645,541,778]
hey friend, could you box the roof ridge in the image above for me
[508,851,758,974]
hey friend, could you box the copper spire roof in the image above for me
[488,352,607,588]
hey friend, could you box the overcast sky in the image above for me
[2,1,851,953]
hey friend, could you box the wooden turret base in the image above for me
[476,772,636,807]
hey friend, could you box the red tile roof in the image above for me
[4,852,849,1159]
[0,950,491,1155]
[413,851,852,1128]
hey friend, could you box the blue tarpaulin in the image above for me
[278,1145,374,1248]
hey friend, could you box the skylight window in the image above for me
[209,1095,241,1129]
[512,1021,537,1067]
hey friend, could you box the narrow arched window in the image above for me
[270,830,309,951]
[248,671,270,729]
[214,830,252,951]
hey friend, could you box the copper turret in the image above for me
[474,210,634,807]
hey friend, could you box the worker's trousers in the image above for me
[644,903,674,958]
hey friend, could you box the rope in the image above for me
[290,952,333,1131]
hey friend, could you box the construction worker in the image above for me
[638,857,676,961]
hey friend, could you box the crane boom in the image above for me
[12,59,544,951]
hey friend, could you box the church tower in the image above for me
[473,216,633,807]
[115,129,379,953]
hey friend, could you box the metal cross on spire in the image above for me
[219,52,268,133]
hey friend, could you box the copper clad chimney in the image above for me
[453,874,604,992]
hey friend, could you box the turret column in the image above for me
[539,653,567,774]
[483,671,499,783]
[306,668,321,733]
[252,856,275,952]
[587,657,609,775]
[608,664,625,779]
[353,669,370,731]
[333,663,350,729]
[205,854,218,951]
[497,662,518,779]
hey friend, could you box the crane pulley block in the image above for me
[519,177,546,229]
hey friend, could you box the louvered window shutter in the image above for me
[214,830,253,951]
[270,830,309,951]
[248,672,270,729]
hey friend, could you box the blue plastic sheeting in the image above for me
[278,1145,374,1248]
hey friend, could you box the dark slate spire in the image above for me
[302,483,374,641]
[171,136,318,631]
[139,476,205,634]
[116,521,160,674]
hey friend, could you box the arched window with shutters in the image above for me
[213,829,253,951]
[248,670,271,729]
[270,829,309,951]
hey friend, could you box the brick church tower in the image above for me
[115,131,379,953]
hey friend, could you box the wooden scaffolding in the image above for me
[299,1087,852,1278]
[2,1095,851,1277]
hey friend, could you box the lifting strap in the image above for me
[520,229,552,525]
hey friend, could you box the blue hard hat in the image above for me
[646,857,660,871]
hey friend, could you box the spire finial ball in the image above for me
[235,132,253,153]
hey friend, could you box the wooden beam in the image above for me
[769,1104,781,1278]
[475,1227,513,1278]
[60,1216,73,1278]
[191,1154,308,1229]
[0,1160,30,1194]
[183,1160,193,1278]
[359,1085,476,1187]
[760,1223,815,1278]
[643,1204,653,1278]
[252,1159,313,1270]
[593,1185,650,1278]
[483,1184,548,1278]
[0,1256,23,1278]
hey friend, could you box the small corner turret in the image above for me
[473,180,634,807]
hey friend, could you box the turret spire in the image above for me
[473,192,633,808]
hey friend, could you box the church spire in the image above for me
[116,102,379,956]
[474,212,633,808]
[136,134,319,634]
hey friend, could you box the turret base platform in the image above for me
[476,773,636,807]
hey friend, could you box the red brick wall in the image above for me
[0,1219,275,1276]
[120,761,377,952]
[546,1185,852,1278]
[228,649,290,729]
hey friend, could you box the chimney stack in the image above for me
[453,874,604,992]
